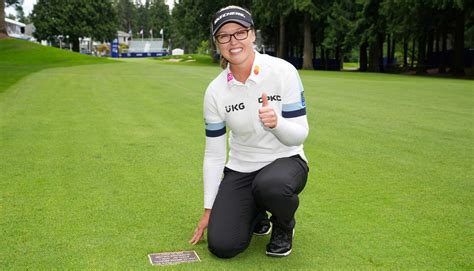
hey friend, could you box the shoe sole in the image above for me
[253,222,272,236]
[265,249,292,257]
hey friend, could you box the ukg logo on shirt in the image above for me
[225,103,245,112]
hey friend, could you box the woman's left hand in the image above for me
[259,93,277,128]
[189,209,211,245]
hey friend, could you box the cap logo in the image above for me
[214,11,246,25]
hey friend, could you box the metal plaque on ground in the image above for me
[148,251,201,266]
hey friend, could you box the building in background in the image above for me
[5,18,25,39]
[4,18,35,41]
[117,31,131,46]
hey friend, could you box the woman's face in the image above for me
[215,22,255,67]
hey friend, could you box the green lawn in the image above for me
[343,62,359,69]
[1,40,473,269]
[0,39,114,94]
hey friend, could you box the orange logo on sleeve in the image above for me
[253,65,260,75]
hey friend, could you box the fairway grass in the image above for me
[1,45,473,269]
[0,39,114,94]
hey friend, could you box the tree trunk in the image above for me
[416,33,427,74]
[369,33,383,72]
[451,8,465,75]
[403,37,409,68]
[411,38,416,68]
[359,41,368,72]
[439,27,447,73]
[379,33,384,72]
[387,34,392,66]
[426,31,434,69]
[72,38,80,52]
[368,42,378,72]
[335,46,341,70]
[302,13,313,70]
[313,41,317,60]
[274,26,279,57]
[300,44,304,59]
[321,45,326,70]
[277,15,287,60]
[435,30,440,53]
[325,49,330,70]
[391,38,396,65]
[0,0,8,39]
[320,25,325,70]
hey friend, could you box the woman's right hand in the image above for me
[189,209,211,245]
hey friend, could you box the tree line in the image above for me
[1,0,472,74]
[172,0,473,75]
[0,0,171,52]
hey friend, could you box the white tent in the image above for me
[172,48,184,55]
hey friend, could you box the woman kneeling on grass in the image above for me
[189,5,309,258]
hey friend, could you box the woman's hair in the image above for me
[220,55,229,69]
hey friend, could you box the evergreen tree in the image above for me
[294,0,319,70]
[149,0,171,42]
[171,0,251,55]
[252,0,294,60]
[32,0,118,52]
[113,0,137,34]
[136,0,150,38]
[170,0,202,53]
[323,0,358,70]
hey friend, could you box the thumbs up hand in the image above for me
[261,92,269,107]
[259,93,277,129]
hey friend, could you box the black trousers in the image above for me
[207,155,309,258]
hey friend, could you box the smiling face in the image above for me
[215,22,256,68]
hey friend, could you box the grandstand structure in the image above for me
[128,39,163,53]
[112,38,168,58]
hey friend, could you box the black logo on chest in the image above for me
[258,95,281,103]
[225,102,245,112]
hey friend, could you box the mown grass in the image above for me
[0,40,473,270]
[0,39,115,93]
[343,62,360,69]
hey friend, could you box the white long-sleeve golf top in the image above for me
[203,51,309,209]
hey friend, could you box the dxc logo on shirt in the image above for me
[225,102,245,113]
[258,94,281,103]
